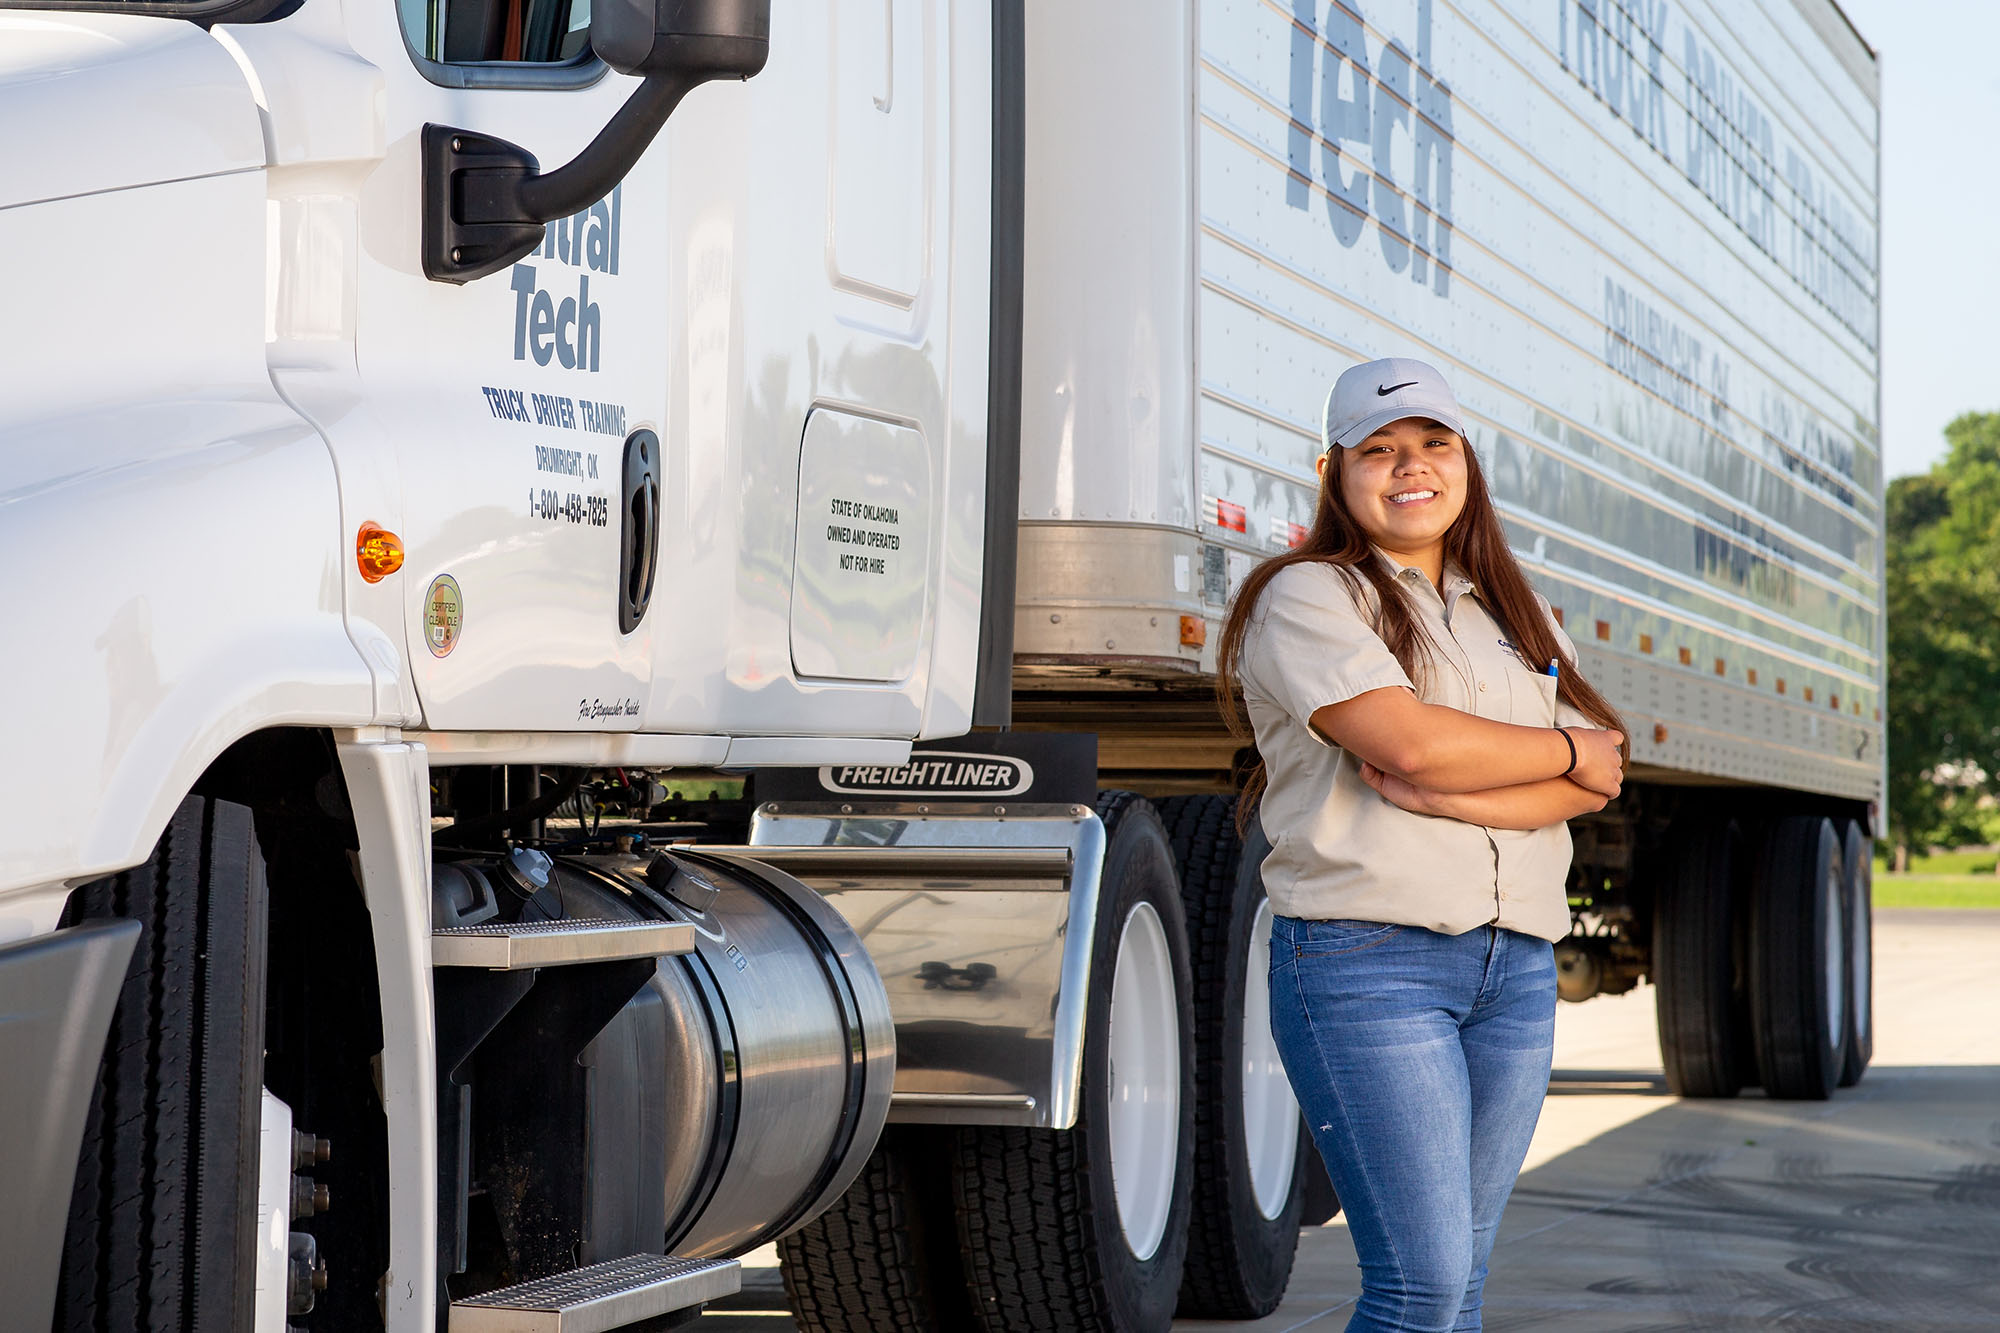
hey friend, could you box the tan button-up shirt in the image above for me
[1238,553,1587,943]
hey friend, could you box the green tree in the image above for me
[1885,412,2000,862]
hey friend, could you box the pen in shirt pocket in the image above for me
[1547,657,1559,679]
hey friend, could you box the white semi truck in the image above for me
[0,0,1881,1330]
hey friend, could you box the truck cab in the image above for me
[0,2,1064,1330]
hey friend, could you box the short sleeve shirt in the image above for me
[1237,554,1587,943]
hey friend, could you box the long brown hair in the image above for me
[1216,424,1625,831]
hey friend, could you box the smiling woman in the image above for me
[1215,357,1628,1333]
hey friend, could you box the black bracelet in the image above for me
[1557,727,1577,777]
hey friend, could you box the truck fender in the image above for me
[0,919,141,1331]
[0,405,375,901]
[748,802,1109,1129]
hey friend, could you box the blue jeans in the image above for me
[1269,915,1557,1332]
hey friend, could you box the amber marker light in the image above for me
[356,523,405,583]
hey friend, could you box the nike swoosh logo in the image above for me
[1377,381,1420,395]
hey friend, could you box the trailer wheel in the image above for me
[778,1127,972,1332]
[1748,815,1848,1101]
[1652,817,1746,1098]
[953,792,1195,1331]
[1154,795,1304,1318]
[54,796,269,1333]
[1837,820,1873,1088]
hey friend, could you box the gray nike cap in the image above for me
[1320,357,1467,453]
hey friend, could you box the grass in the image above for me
[1873,875,2000,910]
[655,778,745,801]
[1870,847,2000,907]
[1872,848,1998,876]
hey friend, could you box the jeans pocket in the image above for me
[1295,917,1406,957]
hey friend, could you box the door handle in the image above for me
[619,429,660,634]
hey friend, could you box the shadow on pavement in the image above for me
[703,1068,2000,1331]
[1546,1069,1673,1096]
[1481,1064,2000,1332]
[700,911,2000,1330]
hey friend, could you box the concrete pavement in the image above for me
[704,909,2000,1330]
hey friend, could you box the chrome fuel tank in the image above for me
[547,850,894,1259]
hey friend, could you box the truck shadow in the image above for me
[700,1066,2000,1331]
[1546,1068,1673,1096]
[1484,1064,2000,1331]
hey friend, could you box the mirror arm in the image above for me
[421,68,705,285]
[517,69,696,221]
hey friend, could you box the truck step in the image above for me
[449,1253,740,1332]
[431,918,693,970]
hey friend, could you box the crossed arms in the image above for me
[1308,685,1625,832]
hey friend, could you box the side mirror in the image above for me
[591,0,770,80]
[421,0,771,284]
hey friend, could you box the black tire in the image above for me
[779,1126,973,1332]
[1748,815,1848,1101]
[1153,795,1304,1319]
[1652,817,1746,1098]
[55,796,270,1333]
[1295,1118,1341,1228]
[952,792,1196,1332]
[1837,820,1874,1088]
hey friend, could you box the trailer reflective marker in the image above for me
[1204,496,1248,534]
[1269,516,1307,549]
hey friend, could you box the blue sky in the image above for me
[1831,0,2000,480]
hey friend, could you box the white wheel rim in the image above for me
[1107,900,1180,1261]
[1823,856,1846,1052]
[253,1089,294,1333]
[1851,865,1872,1043]
[1241,899,1299,1219]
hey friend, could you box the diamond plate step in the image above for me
[431,918,694,970]
[449,1253,740,1332]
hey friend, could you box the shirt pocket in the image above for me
[1508,669,1560,728]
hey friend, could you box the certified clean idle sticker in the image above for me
[425,574,463,657]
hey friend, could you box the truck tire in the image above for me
[54,796,269,1333]
[1652,817,1745,1098]
[952,792,1195,1331]
[1837,819,1873,1088]
[779,1127,972,1332]
[1295,1118,1341,1228]
[1153,795,1304,1319]
[1748,815,1847,1101]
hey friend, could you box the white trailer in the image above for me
[0,0,1880,1331]
[1004,0,1880,1090]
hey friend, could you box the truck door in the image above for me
[633,0,972,746]
[341,0,679,731]
[272,0,981,743]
